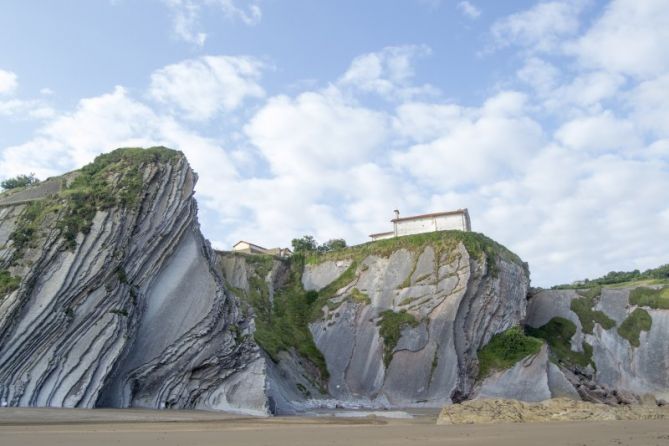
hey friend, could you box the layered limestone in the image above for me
[0,148,268,414]
[304,239,529,407]
[526,287,669,402]
[437,398,669,425]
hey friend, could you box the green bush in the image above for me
[477,326,543,378]
[617,308,652,347]
[377,309,419,367]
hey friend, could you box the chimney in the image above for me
[393,209,400,220]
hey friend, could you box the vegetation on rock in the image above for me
[303,230,527,277]
[0,269,21,296]
[377,309,419,367]
[570,289,616,334]
[629,286,669,310]
[617,308,652,347]
[527,317,595,369]
[477,326,543,378]
[229,253,329,380]
[8,147,181,255]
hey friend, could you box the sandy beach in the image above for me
[1,408,669,446]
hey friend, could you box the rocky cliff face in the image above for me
[218,232,530,410]
[0,148,268,414]
[525,286,669,403]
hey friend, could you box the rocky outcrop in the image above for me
[526,287,669,402]
[437,397,669,425]
[304,240,529,408]
[474,345,579,402]
[0,148,268,414]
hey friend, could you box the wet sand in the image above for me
[1,408,669,446]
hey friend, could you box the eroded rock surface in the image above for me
[0,149,268,414]
[437,398,669,424]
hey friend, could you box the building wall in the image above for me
[395,213,467,237]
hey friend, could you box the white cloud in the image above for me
[628,74,669,138]
[338,45,438,99]
[0,69,18,95]
[491,0,588,52]
[163,0,261,46]
[566,0,669,78]
[457,1,481,19]
[392,91,544,189]
[244,88,388,177]
[149,55,265,121]
[555,111,642,153]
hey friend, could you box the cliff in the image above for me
[0,148,268,414]
[218,231,530,410]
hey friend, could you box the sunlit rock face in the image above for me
[0,148,269,415]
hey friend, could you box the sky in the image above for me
[0,0,668,286]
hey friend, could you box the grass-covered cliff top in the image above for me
[551,264,669,290]
[304,230,527,272]
[7,147,183,257]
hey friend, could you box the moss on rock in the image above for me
[377,309,419,367]
[527,317,595,369]
[617,308,652,347]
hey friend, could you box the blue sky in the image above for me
[1,0,668,286]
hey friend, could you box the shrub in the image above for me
[1,173,39,190]
[477,326,543,378]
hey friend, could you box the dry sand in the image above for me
[1,408,669,446]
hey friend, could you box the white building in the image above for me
[232,241,292,257]
[369,209,471,241]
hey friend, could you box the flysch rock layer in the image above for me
[0,153,270,415]
[527,288,669,401]
[305,244,529,407]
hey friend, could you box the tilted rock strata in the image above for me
[0,151,269,414]
[305,243,529,407]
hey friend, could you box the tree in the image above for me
[1,173,39,190]
[291,235,317,253]
[322,238,347,251]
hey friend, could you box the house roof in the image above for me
[391,208,469,223]
[232,240,268,251]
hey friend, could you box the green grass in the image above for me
[377,309,419,367]
[304,230,527,277]
[617,308,652,347]
[350,288,371,304]
[0,269,21,295]
[477,326,543,379]
[570,289,616,334]
[629,286,669,310]
[527,317,595,369]
[551,264,669,290]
